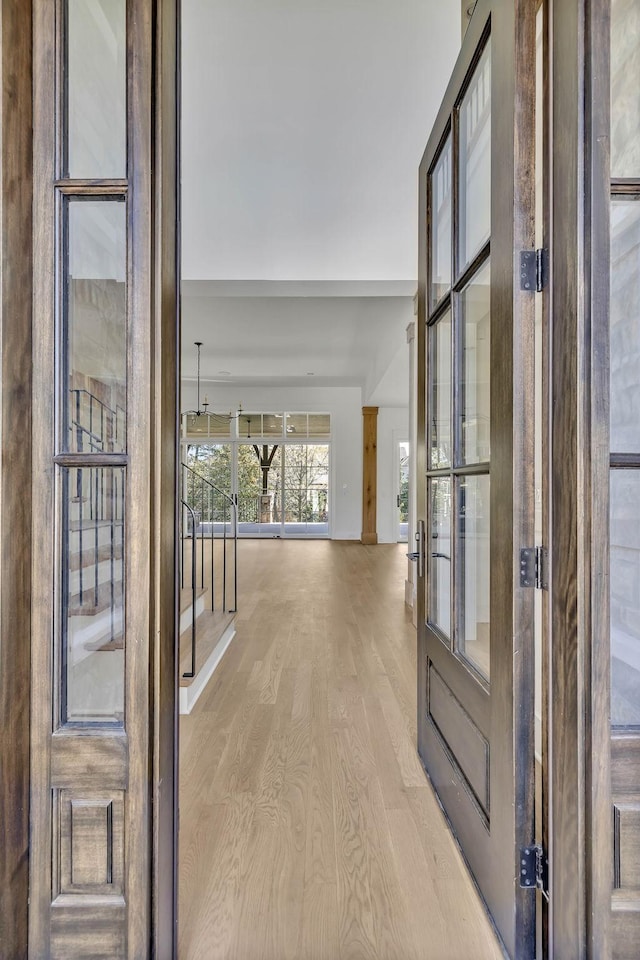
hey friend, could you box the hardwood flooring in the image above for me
[179,540,505,960]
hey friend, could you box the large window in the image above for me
[183,412,331,539]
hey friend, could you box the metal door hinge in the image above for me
[519,546,548,590]
[519,248,547,292]
[519,844,549,900]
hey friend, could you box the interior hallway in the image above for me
[178,540,504,960]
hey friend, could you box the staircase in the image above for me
[179,463,238,714]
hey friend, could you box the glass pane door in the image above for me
[283,444,330,537]
[417,2,537,956]
[237,443,282,537]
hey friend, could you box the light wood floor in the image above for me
[178,540,505,960]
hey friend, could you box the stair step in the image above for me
[84,633,124,652]
[68,581,123,617]
[179,609,235,685]
[69,542,124,572]
[180,584,207,615]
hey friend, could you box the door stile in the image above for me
[492,2,537,954]
[538,0,552,953]
[126,0,154,953]
[30,0,58,953]
[151,0,180,953]
[583,0,611,955]
[0,0,33,954]
[548,0,595,955]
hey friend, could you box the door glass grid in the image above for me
[57,0,129,727]
[610,0,640,728]
[458,40,492,270]
[430,134,453,308]
[426,32,492,683]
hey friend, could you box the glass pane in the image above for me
[63,466,125,724]
[182,412,232,439]
[262,413,284,437]
[184,444,233,537]
[238,413,261,439]
[461,260,491,464]
[458,474,490,680]
[430,135,452,305]
[429,309,452,468]
[611,471,640,726]
[67,0,126,178]
[428,478,451,637]
[286,413,308,436]
[308,414,331,437]
[283,444,330,536]
[459,41,491,269]
[611,200,640,452]
[611,0,640,178]
[237,443,282,536]
[398,441,410,542]
[66,199,127,454]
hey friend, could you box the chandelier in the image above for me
[182,341,241,425]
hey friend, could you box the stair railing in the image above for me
[180,462,238,680]
[181,462,237,614]
[180,500,197,679]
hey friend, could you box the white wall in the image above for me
[181,382,363,540]
[376,407,409,544]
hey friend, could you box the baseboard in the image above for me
[405,578,413,607]
[179,620,236,715]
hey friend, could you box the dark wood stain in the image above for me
[0,0,33,956]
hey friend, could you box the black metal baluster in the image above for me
[181,500,197,678]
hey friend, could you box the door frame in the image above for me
[0,1,33,955]
[0,0,618,956]
[548,0,612,956]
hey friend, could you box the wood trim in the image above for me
[151,0,180,954]
[29,0,58,953]
[0,0,33,954]
[126,0,154,953]
[549,0,589,955]
[361,406,378,545]
[585,0,612,954]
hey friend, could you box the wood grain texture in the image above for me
[361,407,378,545]
[179,540,505,960]
[0,0,33,954]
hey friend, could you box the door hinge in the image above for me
[519,844,549,900]
[519,546,548,590]
[519,248,547,293]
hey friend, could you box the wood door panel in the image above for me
[51,731,128,790]
[614,802,640,890]
[425,630,490,735]
[50,899,126,960]
[611,903,640,960]
[611,736,640,794]
[59,791,125,896]
[428,662,490,815]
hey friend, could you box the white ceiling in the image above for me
[180,0,461,401]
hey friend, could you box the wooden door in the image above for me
[416,1,537,957]
[29,1,179,957]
